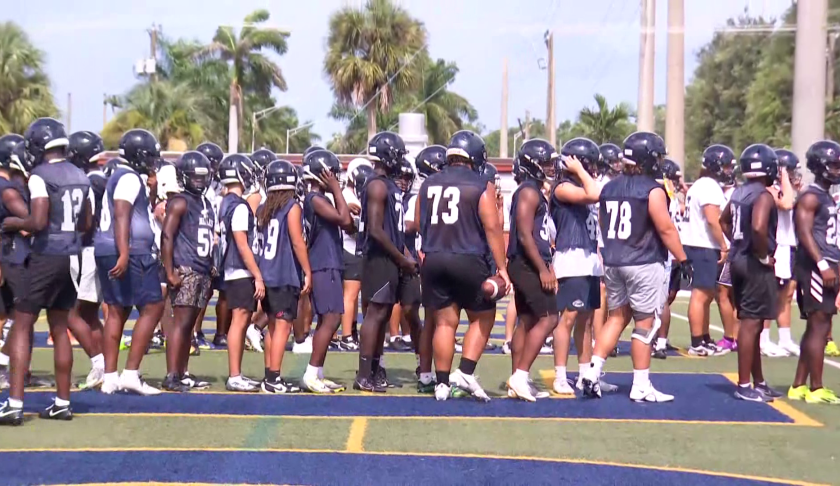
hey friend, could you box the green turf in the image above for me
[9,297,840,485]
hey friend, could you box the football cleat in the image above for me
[734,386,771,402]
[339,336,359,351]
[434,383,452,401]
[0,401,23,426]
[39,400,73,421]
[373,367,401,389]
[79,367,105,390]
[0,366,9,390]
[507,374,535,402]
[630,384,674,403]
[353,375,386,393]
[121,373,162,396]
[226,376,259,393]
[182,372,210,390]
[261,377,301,394]
[302,375,335,394]
[450,369,490,402]
[245,324,264,353]
[787,385,809,401]
[754,383,783,399]
[162,373,190,393]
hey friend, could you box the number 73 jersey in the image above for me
[29,160,91,256]
[597,175,667,267]
[170,192,215,275]
[418,165,488,256]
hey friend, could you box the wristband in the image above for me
[818,260,830,272]
[759,255,771,266]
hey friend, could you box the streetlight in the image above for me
[512,132,522,155]
[251,106,284,153]
[286,122,315,154]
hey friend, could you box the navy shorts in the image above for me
[311,269,344,315]
[684,246,721,291]
[556,276,601,312]
[97,254,163,309]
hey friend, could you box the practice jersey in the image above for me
[595,174,612,248]
[419,165,487,255]
[84,170,107,248]
[728,182,778,260]
[94,166,156,257]
[304,192,343,271]
[0,178,30,264]
[598,174,667,267]
[682,177,726,249]
[507,180,552,261]
[360,175,405,257]
[219,193,256,280]
[29,160,91,256]
[256,199,302,288]
[170,192,215,275]
[794,184,840,263]
[404,194,420,260]
[551,175,598,253]
[667,186,683,262]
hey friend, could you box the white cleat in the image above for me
[246,324,264,353]
[553,378,575,395]
[81,367,105,390]
[302,375,334,394]
[529,379,550,399]
[434,383,451,401]
[599,378,619,394]
[292,335,313,354]
[100,375,121,395]
[120,373,162,396]
[778,341,800,357]
[760,342,790,358]
[502,341,512,355]
[507,375,536,402]
[450,369,490,402]
[629,383,674,403]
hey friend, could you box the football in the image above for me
[482,274,508,301]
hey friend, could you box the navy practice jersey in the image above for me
[83,170,107,248]
[795,184,840,263]
[507,180,552,261]
[94,167,156,257]
[256,199,302,288]
[598,174,667,267]
[304,192,343,271]
[404,194,419,260]
[0,178,30,264]
[219,193,256,278]
[360,175,405,257]
[728,181,778,260]
[170,192,215,275]
[419,165,488,255]
[551,175,598,253]
[30,160,91,256]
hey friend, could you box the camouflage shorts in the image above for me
[170,266,212,308]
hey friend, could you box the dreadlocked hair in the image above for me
[258,189,296,230]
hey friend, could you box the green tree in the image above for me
[0,22,59,134]
[411,58,477,145]
[577,94,634,144]
[197,9,290,152]
[324,0,427,141]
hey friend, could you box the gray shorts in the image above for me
[604,262,666,315]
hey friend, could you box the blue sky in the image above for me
[5,0,792,142]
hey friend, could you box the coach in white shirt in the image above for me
[682,145,735,357]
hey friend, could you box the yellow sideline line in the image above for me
[3,448,824,486]
[720,373,822,427]
[345,418,367,452]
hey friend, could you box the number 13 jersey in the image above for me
[598,174,666,267]
[170,191,215,275]
[29,160,91,256]
[418,165,488,256]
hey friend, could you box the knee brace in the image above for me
[631,312,661,345]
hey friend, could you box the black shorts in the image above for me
[669,261,682,294]
[795,258,838,319]
[343,251,363,282]
[0,261,27,315]
[684,246,721,291]
[361,254,401,306]
[262,286,300,322]
[508,255,558,317]
[731,256,778,320]
[399,272,421,307]
[717,260,732,287]
[421,252,493,312]
[556,275,601,311]
[225,277,256,312]
[17,254,76,314]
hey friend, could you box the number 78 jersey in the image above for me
[418,165,488,255]
[598,175,667,267]
[29,160,91,256]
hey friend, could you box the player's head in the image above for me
[9,143,30,178]
[67,131,104,170]
[805,140,840,187]
[250,148,278,178]
[156,161,180,199]
[218,153,256,193]
[415,145,447,180]
[0,134,24,174]
[303,145,325,160]
[345,157,373,189]
[559,137,601,177]
[446,130,487,173]
[368,131,407,176]
[738,143,778,187]
[515,139,556,184]
[353,164,374,200]
[701,144,736,186]
[479,162,501,196]
[24,117,69,167]
[302,149,341,188]
[599,143,623,176]
[176,151,212,195]
[259,159,299,228]
[622,132,666,177]
[119,129,161,175]
[661,158,682,184]
[295,165,307,201]
[196,142,224,179]
[395,156,416,193]
[775,148,802,189]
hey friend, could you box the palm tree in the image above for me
[577,94,635,144]
[197,9,290,152]
[411,58,477,145]
[0,22,58,134]
[324,0,427,141]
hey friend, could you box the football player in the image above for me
[652,158,684,359]
[594,143,624,358]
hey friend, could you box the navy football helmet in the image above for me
[218,154,256,193]
[739,144,778,186]
[353,164,375,200]
[176,151,212,195]
[119,129,161,175]
[0,134,24,171]
[599,143,623,176]
[559,137,601,176]
[303,149,341,182]
[396,157,416,193]
[196,142,224,177]
[661,158,682,183]
[264,160,299,192]
[622,132,666,177]
[702,144,736,185]
[806,140,840,186]
[67,131,104,169]
[250,148,278,176]
[24,117,69,167]
[303,145,325,160]
[368,132,406,174]
[516,139,556,182]
[415,145,447,179]
[446,130,487,173]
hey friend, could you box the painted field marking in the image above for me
[719,372,822,427]
[345,418,367,452]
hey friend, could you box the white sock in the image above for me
[554,366,567,383]
[513,369,529,381]
[8,398,22,409]
[54,397,70,407]
[591,356,606,378]
[229,375,242,383]
[304,364,321,380]
[778,328,792,345]
[656,337,668,350]
[389,335,399,343]
[0,352,8,367]
[402,335,412,344]
[90,354,104,370]
[104,372,119,382]
[632,368,650,388]
[121,369,139,381]
[317,367,325,379]
[420,372,434,385]
[578,362,590,377]
[760,329,770,345]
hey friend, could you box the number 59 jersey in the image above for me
[29,160,91,256]
[598,174,667,267]
[169,192,215,275]
[418,165,488,256]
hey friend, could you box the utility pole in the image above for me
[665,0,685,170]
[637,0,656,132]
[792,0,828,186]
[148,23,159,82]
[545,31,556,147]
[500,58,509,158]
[103,93,107,128]
[524,110,532,140]
[66,92,72,132]
[827,32,838,106]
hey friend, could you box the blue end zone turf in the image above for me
[0,450,799,486]
[3,374,792,423]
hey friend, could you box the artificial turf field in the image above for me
[2,295,839,486]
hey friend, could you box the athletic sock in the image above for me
[690,336,703,348]
[0,352,8,367]
[554,366,567,384]
[739,382,751,388]
[760,329,770,346]
[591,356,606,377]
[121,369,138,381]
[402,335,412,344]
[578,363,590,378]
[371,357,381,374]
[7,398,22,409]
[304,364,321,380]
[419,372,434,385]
[779,328,792,344]
[632,368,650,388]
[265,369,280,382]
[656,337,667,350]
[458,357,477,375]
[264,367,270,380]
[513,369,529,381]
[435,371,450,386]
[317,366,325,379]
[54,397,70,407]
[104,372,118,382]
[358,356,373,378]
[702,333,712,344]
[389,335,399,343]
[90,354,104,370]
